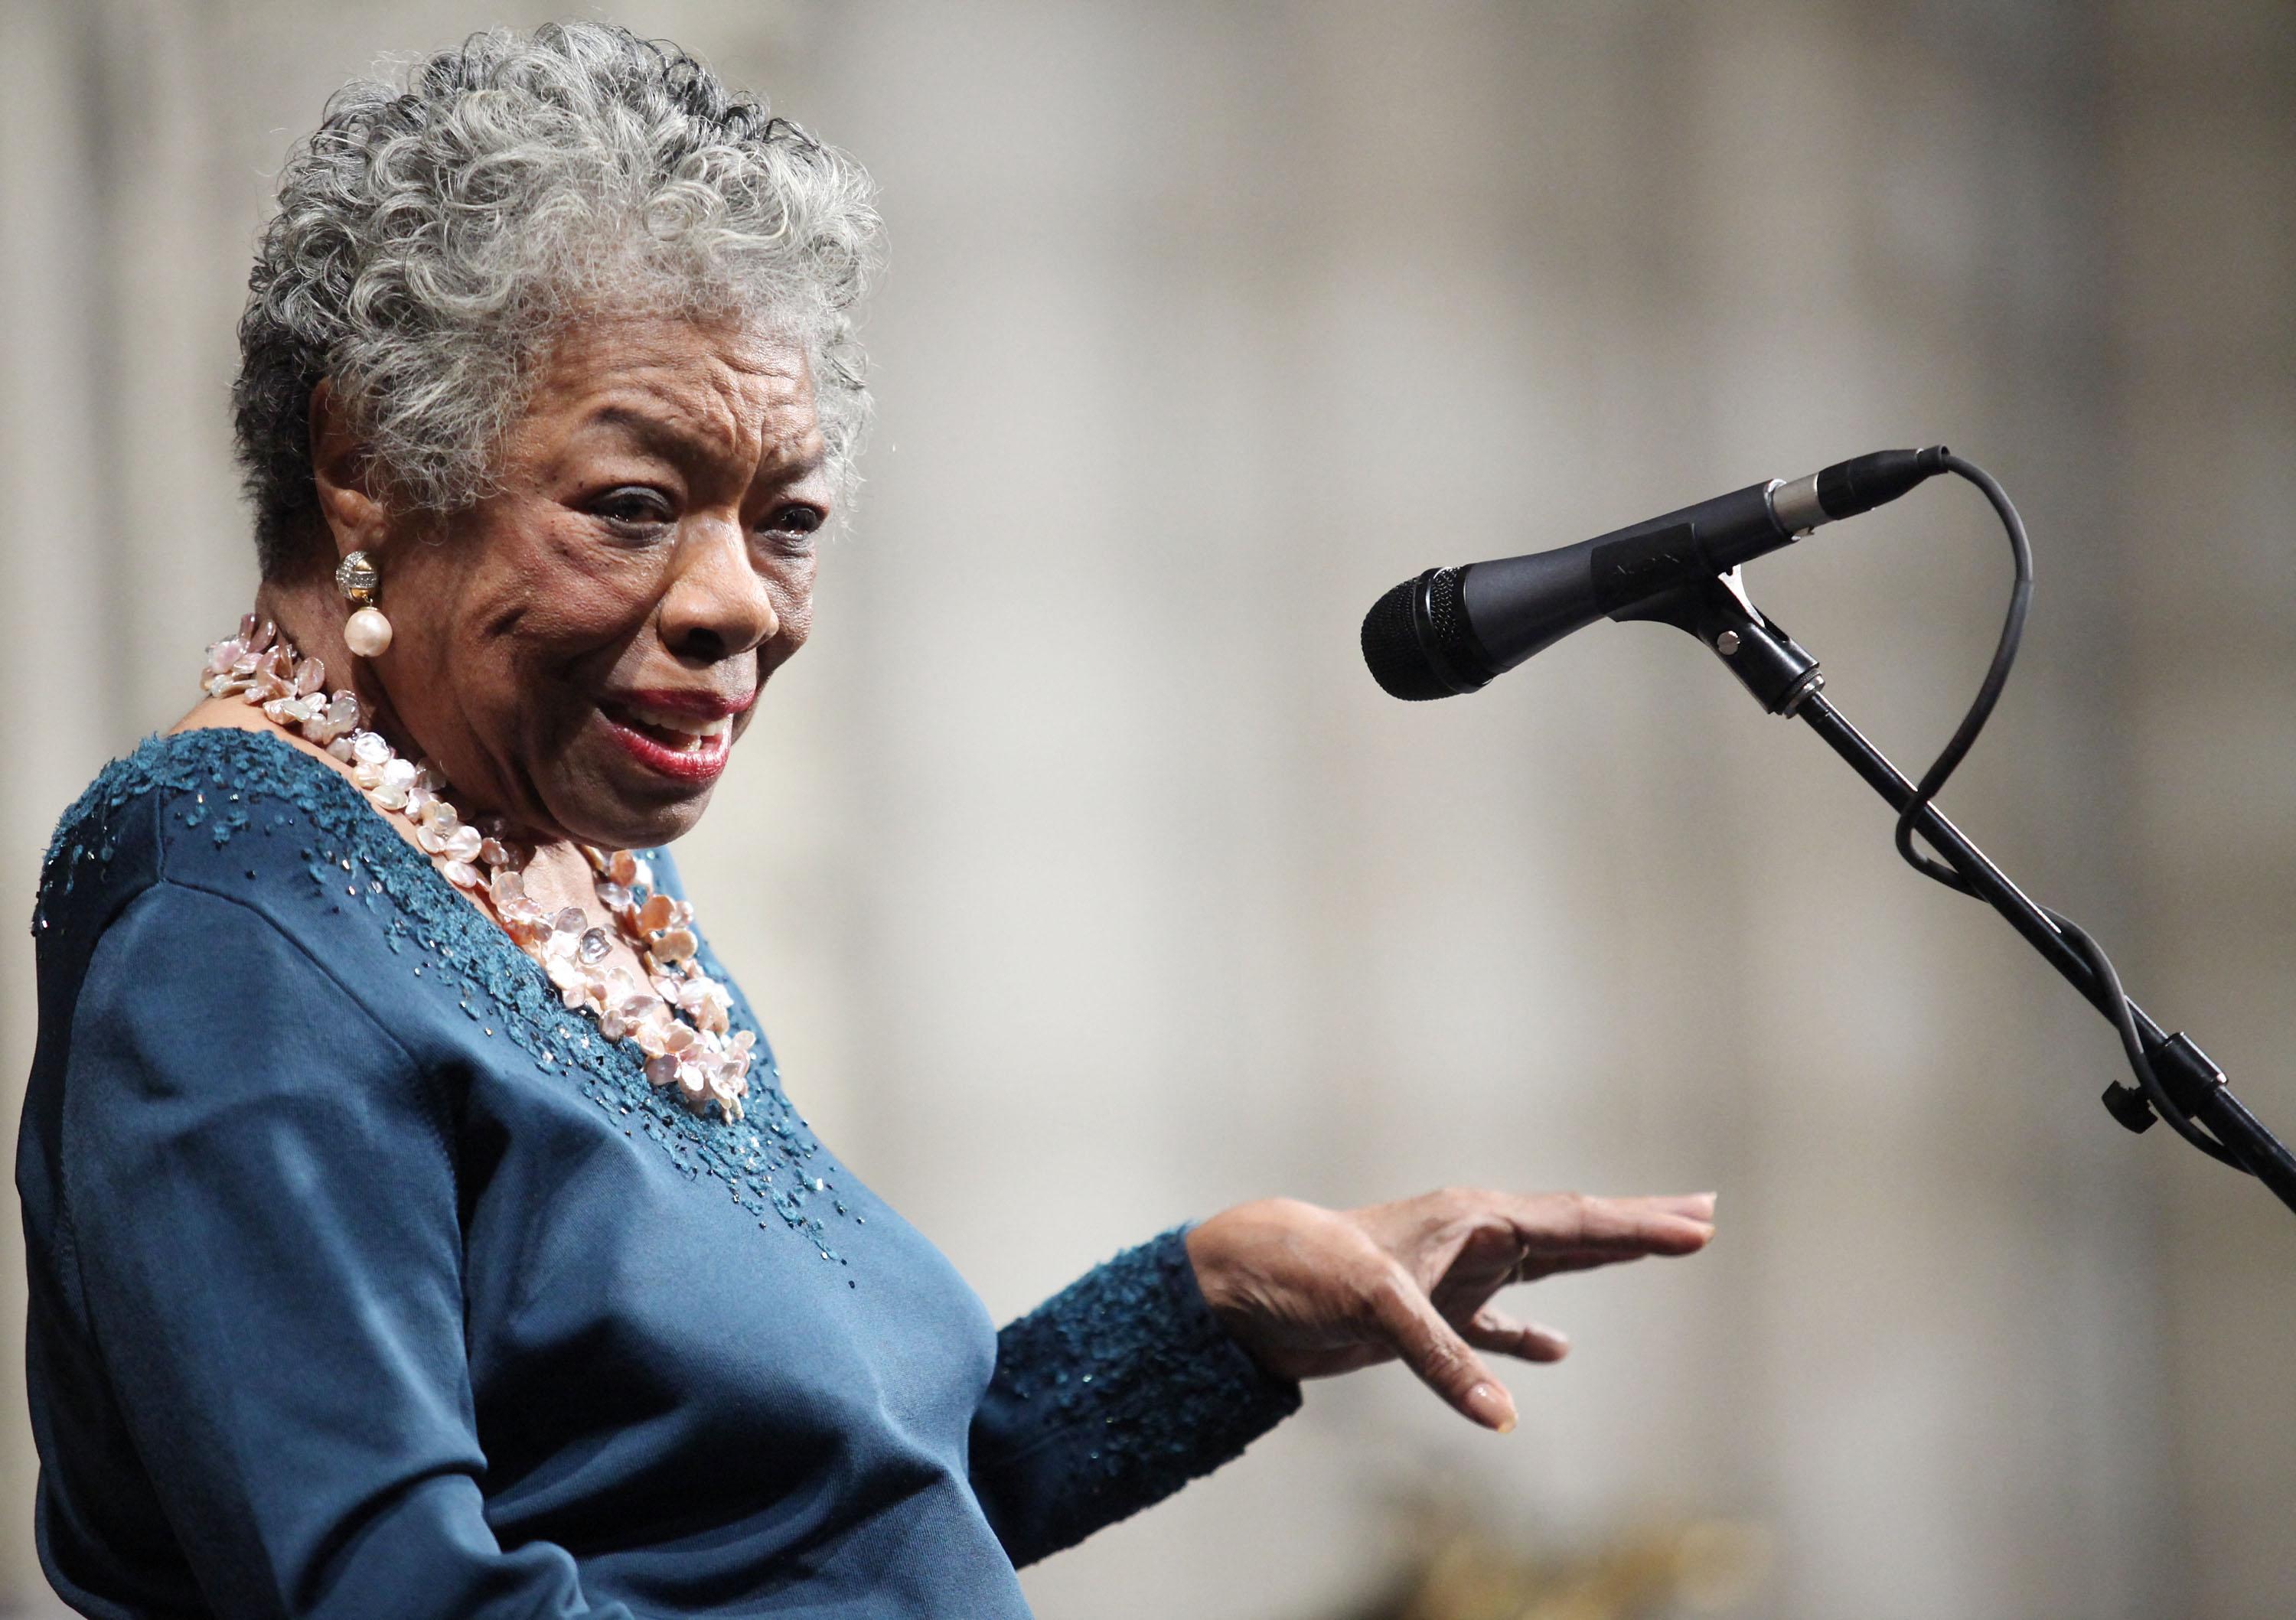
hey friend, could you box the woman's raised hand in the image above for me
[1183,1188,1717,1433]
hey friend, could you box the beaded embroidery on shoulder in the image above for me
[38,729,856,1266]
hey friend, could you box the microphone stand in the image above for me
[1623,569,2296,1217]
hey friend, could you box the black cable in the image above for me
[1891,455,2033,895]
[1886,452,2248,1173]
[2044,908,2242,1169]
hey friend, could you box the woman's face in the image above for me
[365,314,830,850]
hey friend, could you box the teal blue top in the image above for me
[18,729,1298,1618]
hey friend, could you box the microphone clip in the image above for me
[1614,568,1826,716]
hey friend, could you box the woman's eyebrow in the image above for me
[583,403,716,463]
[579,403,827,484]
[765,440,830,482]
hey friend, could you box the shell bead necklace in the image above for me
[201,615,755,1123]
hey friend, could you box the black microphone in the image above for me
[1362,446,1951,699]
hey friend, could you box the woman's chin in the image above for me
[550,787,714,852]
[541,729,723,850]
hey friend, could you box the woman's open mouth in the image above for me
[598,696,736,783]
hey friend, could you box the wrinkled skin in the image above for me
[1187,1189,1714,1431]
[177,312,828,959]
[311,313,830,852]
[178,311,1717,1433]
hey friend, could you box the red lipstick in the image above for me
[615,686,757,720]
[596,688,752,784]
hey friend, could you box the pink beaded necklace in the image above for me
[201,615,755,1123]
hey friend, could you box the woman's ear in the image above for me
[308,378,386,562]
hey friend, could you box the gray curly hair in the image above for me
[233,21,882,579]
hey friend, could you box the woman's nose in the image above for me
[658,519,780,662]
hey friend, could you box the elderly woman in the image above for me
[19,24,1714,1619]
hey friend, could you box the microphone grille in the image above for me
[1362,570,1465,701]
[1422,564,1474,654]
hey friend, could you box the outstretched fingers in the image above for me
[1500,1191,1716,1266]
[1463,1308,1570,1364]
[1366,1268,1518,1432]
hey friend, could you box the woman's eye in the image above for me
[760,505,824,545]
[592,487,674,528]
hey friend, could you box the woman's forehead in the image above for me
[522,315,823,463]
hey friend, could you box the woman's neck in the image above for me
[170,592,666,1021]
[174,589,597,908]
[252,571,413,756]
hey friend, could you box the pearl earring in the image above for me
[334,550,393,657]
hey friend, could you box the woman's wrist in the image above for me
[1182,1199,1341,1382]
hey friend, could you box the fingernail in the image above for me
[1467,1381,1517,1433]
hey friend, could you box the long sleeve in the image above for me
[968,1227,1301,1566]
[54,878,632,1620]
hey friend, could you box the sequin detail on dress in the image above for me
[200,617,758,1123]
[36,730,854,1261]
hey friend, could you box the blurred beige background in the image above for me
[3,2,2293,1616]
